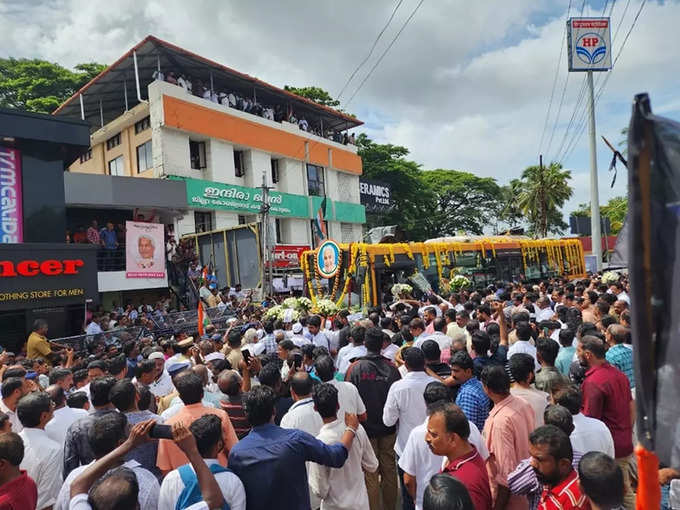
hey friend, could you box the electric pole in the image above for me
[587,70,603,272]
[260,170,273,297]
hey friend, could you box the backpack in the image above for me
[175,463,231,510]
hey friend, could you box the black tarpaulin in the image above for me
[628,93,680,467]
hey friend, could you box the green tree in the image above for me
[283,85,341,107]
[357,134,435,240]
[0,58,106,113]
[515,162,573,238]
[418,170,505,237]
[571,196,627,234]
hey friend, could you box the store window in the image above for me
[106,133,121,150]
[194,211,213,233]
[136,140,152,173]
[190,141,206,170]
[108,156,124,176]
[306,164,325,196]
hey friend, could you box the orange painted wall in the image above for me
[162,96,362,175]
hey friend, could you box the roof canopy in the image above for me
[53,35,362,133]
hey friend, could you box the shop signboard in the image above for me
[271,244,310,268]
[182,177,309,218]
[125,221,166,278]
[359,179,392,213]
[0,243,98,311]
[567,18,612,72]
[0,147,23,243]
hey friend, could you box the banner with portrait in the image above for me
[125,221,166,278]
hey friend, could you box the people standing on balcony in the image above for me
[100,222,119,271]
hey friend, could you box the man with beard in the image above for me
[528,425,588,510]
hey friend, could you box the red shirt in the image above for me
[443,446,492,510]
[581,362,633,458]
[539,469,590,510]
[0,470,38,510]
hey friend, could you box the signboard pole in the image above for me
[587,70,603,272]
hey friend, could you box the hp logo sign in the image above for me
[576,32,607,65]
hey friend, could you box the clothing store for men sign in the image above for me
[179,177,309,218]
[0,243,99,311]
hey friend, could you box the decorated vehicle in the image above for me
[300,236,586,308]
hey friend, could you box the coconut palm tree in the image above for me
[516,162,573,238]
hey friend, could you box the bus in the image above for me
[300,236,586,307]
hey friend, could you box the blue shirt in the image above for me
[455,377,491,431]
[228,423,348,510]
[100,228,118,249]
[605,344,634,388]
[555,346,576,376]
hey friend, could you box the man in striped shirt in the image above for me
[528,425,588,510]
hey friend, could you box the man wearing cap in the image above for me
[290,323,310,347]
[148,351,175,398]
[207,285,220,308]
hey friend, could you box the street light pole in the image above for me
[260,170,273,297]
[587,70,603,272]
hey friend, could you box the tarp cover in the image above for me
[628,93,680,467]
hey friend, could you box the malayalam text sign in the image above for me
[0,147,23,243]
[567,18,612,72]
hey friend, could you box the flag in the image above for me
[313,197,328,246]
[197,301,205,337]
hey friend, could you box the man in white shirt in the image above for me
[17,391,63,510]
[305,315,332,352]
[85,316,102,336]
[309,383,378,510]
[506,322,540,371]
[535,296,555,322]
[0,376,29,433]
[336,325,367,375]
[552,385,615,458]
[314,355,367,421]
[399,382,488,510]
[55,412,159,510]
[45,385,88,444]
[415,317,451,357]
[381,334,399,362]
[159,415,246,510]
[148,351,175,398]
[280,372,323,509]
[290,323,310,347]
[383,347,437,460]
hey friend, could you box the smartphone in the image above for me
[149,423,173,440]
[242,348,252,364]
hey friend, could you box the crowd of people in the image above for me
[2,272,677,510]
[152,70,357,146]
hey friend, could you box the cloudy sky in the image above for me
[1,0,677,219]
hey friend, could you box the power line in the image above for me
[538,0,572,155]
[336,0,405,100]
[344,0,425,107]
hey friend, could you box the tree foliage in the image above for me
[514,162,573,238]
[572,196,627,234]
[0,58,106,113]
[283,85,341,107]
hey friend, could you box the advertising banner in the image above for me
[182,177,309,218]
[125,221,166,278]
[359,179,392,212]
[271,244,310,268]
[0,243,98,311]
[0,147,23,243]
[567,18,612,72]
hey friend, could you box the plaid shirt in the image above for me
[605,344,635,388]
[455,377,491,431]
[262,333,278,354]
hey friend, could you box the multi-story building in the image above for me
[54,35,366,299]
[58,36,365,241]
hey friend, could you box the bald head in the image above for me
[290,372,313,400]
[46,384,66,408]
[217,369,242,396]
[191,364,209,386]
